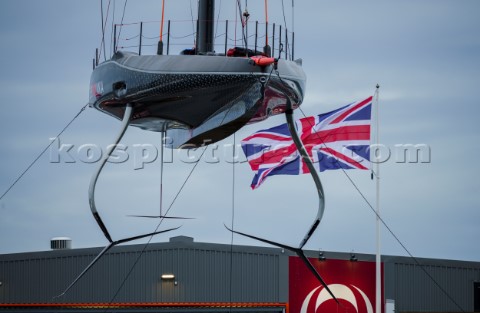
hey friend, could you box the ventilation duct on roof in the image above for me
[50,237,72,250]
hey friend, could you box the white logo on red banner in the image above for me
[300,284,373,313]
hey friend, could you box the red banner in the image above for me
[289,257,384,313]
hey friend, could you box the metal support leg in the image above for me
[225,94,336,301]
[88,104,133,243]
[284,99,325,249]
[56,104,179,298]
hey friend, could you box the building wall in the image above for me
[1,238,479,313]
[386,258,480,312]
[0,237,288,304]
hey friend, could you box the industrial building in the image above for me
[0,235,479,313]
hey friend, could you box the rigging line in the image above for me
[280,0,289,57]
[99,0,112,62]
[100,0,107,62]
[105,85,243,305]
[245,0,248,51]
[0,103,89,201]
[293,105,467,313]
[272,72,463,309]
[223,70,338,301]
[280,0,288,31]
[115,0,128,52]
[214,0,222,40]
[235,0,248,49]
[169,32,196,39]
[110,0,116,58]
[122,34,140,41]
[105,145,209,311]
[141,34,161,40]
[107,97,243,304]
[189,0,196,46]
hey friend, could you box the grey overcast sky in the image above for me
[0,0,479,263]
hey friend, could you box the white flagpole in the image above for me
[375,84,381,313]
[160,130,165,218]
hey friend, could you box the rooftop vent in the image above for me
[50,237,72,250]
[169,236,194,243]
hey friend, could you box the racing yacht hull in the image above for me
[89,51,306,147]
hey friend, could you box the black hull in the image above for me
[89,52,306,147]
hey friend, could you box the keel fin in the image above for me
[55,226,181,298]
[224,225,338,303]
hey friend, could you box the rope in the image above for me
[189,0,196,46]
[111,0,116,58]
[281,0,288,31]
[0,103,89,201]
[214,0,222,40]
[103,75,252,308]
[140,34,161,40]
[114,0,128,52]
[122,34,140,41]
[280,0,289,58]
[100,0,107,61]
[105,145,209,312]
[327,143,466,312]
[169,32,196,39]
[276,78,465,312]
[235,0,248,49]
[99,0,112,61]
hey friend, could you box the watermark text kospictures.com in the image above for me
[48,138,431,169]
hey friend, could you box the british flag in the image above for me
[241,96,372,189]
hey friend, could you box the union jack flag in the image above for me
[242,96,373,189]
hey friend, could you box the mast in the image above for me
[196,0,215,54]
